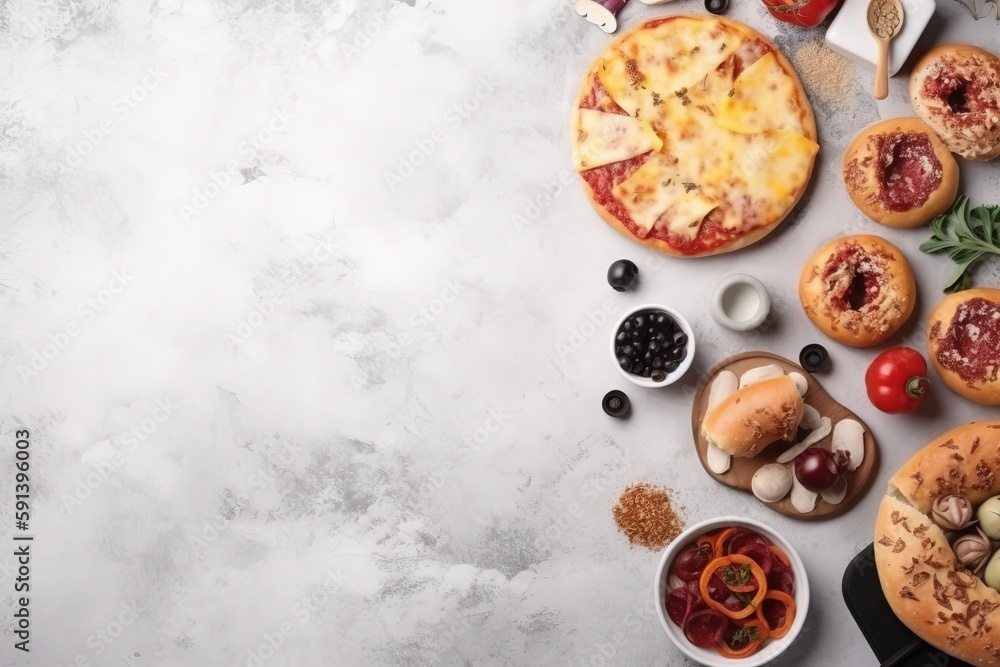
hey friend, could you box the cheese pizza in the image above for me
[571,16,819,257]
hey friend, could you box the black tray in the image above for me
[842,544,973,667]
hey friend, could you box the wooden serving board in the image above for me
[691,351,879,520]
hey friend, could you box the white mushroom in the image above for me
[788,372,808,397]
[776,417,832,464]
[707,370,738,412]
[707,442,732,474]
[574,0,626,33]
[799,404,822,431]
[821,477,848,505]
[790,469,818,513]
[738,364,784,389]
[832,419,865,471]
[752,464,793,503]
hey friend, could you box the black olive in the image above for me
[602,390,631,418]
[800,343,830,373]
[607,260,639,292]
[655,332,666,343]
[652,357,663,369]
[705,0,728,14]
[654,313,666,325]
[634,314,645,329]
[641,366,652,377]
[668,345,685,361]
[665,359,680,373]
[651,369,667,383]
[616,331,627,343]
[618,356,631,372]
[673,332,688,347]
[648,340,659,353]
[644,351,653,363]
[622,321,631,332]
[622,344,633,356]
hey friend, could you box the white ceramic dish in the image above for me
[710,274,770,332]
[654,516,810,667]
[826,0,935,77]
[610,303,695,388]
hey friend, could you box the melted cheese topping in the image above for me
[574,109,663,171]
[716,52,804,135]
[595,17,742,132]
[612,152,718,238]
[576,17,817,249]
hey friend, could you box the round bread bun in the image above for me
[798,235,916,347]
[875,422,1000,666]
[571,16,817,258]
[701,375,804,458]
[910,44,1000,161]
[842,117,959,228]
[927,288,1000,406]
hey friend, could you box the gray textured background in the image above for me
[1,0,999,665]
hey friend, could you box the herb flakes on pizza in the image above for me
[571,16,819,258]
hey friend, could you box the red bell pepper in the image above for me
[761,0,842,27]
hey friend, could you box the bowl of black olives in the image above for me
[610,304,695,387]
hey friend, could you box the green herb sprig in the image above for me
[920,196,1000,293]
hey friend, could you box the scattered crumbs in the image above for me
[612,483,683,549]
[792,42,854,107]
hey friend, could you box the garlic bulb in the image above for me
[932,495,975,531]
[953,527,992,573]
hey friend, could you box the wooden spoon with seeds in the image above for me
[868,0,904,100]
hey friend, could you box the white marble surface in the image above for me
[2,0,1000,665]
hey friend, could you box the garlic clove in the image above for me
[820,476,848,505]
[707,371,738,413]
[776,417,832,464]
[799,404,822,431]
[790,468,818,513]
[738,364,784,389]
[706,441,732,474]
[788,372,808,397]
[831,419,865,471]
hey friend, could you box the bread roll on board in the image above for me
[701,375,804,458]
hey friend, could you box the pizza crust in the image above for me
[570,16,817,258]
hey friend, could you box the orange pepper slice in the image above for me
[699,554,767,619]
[756,590,796,639]
[712,528,738,559]
[769,545,790,567]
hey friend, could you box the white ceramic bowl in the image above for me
[610,303,695,388]
[653,516,809,667]
[711,274,770,332]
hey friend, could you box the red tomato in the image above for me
[865,347,930,414]
[761,0,842,27]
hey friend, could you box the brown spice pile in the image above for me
[792,42,854,105]
[612,483,683,549]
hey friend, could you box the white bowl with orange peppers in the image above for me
[653,517,809,666]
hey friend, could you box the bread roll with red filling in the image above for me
[928,288,1000,406]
